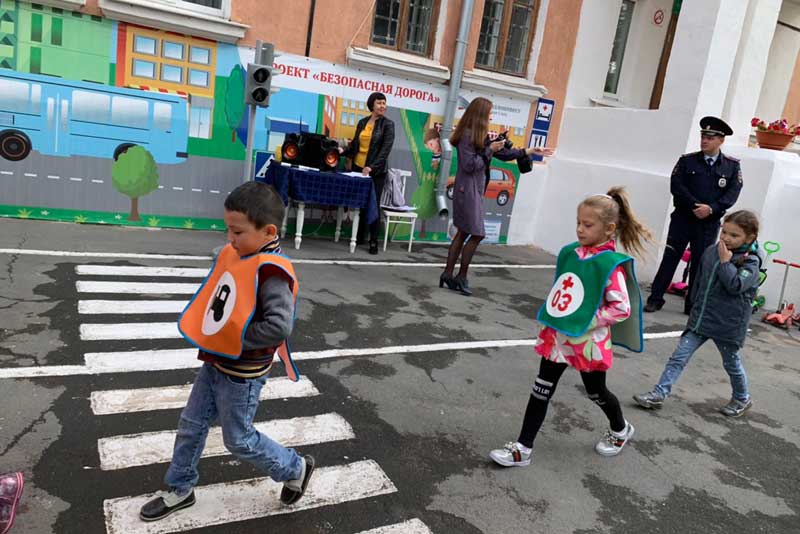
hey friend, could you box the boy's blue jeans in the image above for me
[165,363,302,495]
[654,331,750,402]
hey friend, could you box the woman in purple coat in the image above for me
[441,97,552,295]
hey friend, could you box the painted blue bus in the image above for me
[0,69,188,164]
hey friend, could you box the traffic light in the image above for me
[245,63,272,107]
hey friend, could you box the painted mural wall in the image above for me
[0,0,533,242]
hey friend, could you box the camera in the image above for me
[487,131,514,150]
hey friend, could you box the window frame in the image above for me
[603,0,636,98]
[475,0,540,77]
[370,0,442,58]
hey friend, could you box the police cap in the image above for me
[700,116,733,137]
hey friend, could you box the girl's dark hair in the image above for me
[224,182,284,229]
[367,92,387,112]
[450,97,492,150]
[580,186,654,258]
[724,210,760,240]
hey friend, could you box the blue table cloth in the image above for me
[258,161,378,224]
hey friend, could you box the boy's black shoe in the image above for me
[280,455,315,506]
[643,300,663,313]
[139,490,195,522]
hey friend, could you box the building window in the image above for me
[51,18,63,46]
[184,0,222,7]
[31,14,43,43]
[371,0,438,57]
[134,35,157,55]
[190,46,211,65]
[341,112,348,125]
[163,41,184,60]
[349,112,355,126]
[29,47,41,74]
[605,0,635,95]
[161,64,183,83]
[188,69,209,87]
[133,59,156,79]
[476,0,538,76]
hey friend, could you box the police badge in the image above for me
[718,178,727,188]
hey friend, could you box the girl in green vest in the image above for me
[490,187,652,467]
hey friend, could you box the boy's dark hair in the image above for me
[367,92,387,112]
[224,182,284,229]
[724,210,759,240]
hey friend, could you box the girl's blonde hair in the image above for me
[581,187,653,258]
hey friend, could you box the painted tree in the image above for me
[112,146,159,222]
[224,64,245,143]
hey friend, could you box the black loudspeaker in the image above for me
[281,132,340,171]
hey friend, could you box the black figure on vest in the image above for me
[644,116,743,315]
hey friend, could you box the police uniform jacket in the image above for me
[670,151,742,220]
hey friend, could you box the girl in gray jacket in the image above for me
[634,210,762,417]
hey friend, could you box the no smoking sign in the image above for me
[653,9,665,26]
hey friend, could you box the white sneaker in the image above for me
[489,442,532,467]
[595,422,634,457]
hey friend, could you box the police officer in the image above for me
[644,116,743,314]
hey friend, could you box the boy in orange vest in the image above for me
[140,182,313,522]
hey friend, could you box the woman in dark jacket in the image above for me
[441,97,552,295]
[340,92,395,254]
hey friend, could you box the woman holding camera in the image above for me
[339,92,395,254]
[441,97,552,295]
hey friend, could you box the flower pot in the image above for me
[755,130,795,151]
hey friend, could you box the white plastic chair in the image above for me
[381,169,417,253]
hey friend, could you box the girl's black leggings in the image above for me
[517,357,626,449]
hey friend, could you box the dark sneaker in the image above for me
[719,398,753,417]
[643,301,663,313]
[633,391,665,409]
[280,455,315,506]
[139,490,195,522]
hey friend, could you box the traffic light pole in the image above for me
[243,40,268,183]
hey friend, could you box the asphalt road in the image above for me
[0,218,798,534]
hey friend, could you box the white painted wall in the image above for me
[564,0,622,107]
[615,0,672,109]
[723,0,782,147]
[756,3,800,122]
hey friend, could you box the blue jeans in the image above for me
[654,331,750,402]
[165,363,302,494]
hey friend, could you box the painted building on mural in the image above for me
[0,0,572,243]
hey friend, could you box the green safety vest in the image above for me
[536,242,644,353]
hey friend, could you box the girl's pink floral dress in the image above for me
[535,240,631,372]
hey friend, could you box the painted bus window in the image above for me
[163,41,184,60]
[154,103,172,131]
[0,79,31,113]
[190,46,211,65]
[73,91,110,124]
[111,97,148,129]
[134,35,157,55]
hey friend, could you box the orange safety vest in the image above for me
[178,244,300,381]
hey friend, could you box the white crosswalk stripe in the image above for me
[77,281,200,294]
[90,376,319,415]
[355,519,433,534]
[98,413,355,471]
[79,300,188,315]
[103,460,398,534]
[70,263,432,534]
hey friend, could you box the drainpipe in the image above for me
[435,0,475,218]
[305,0,317,57]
